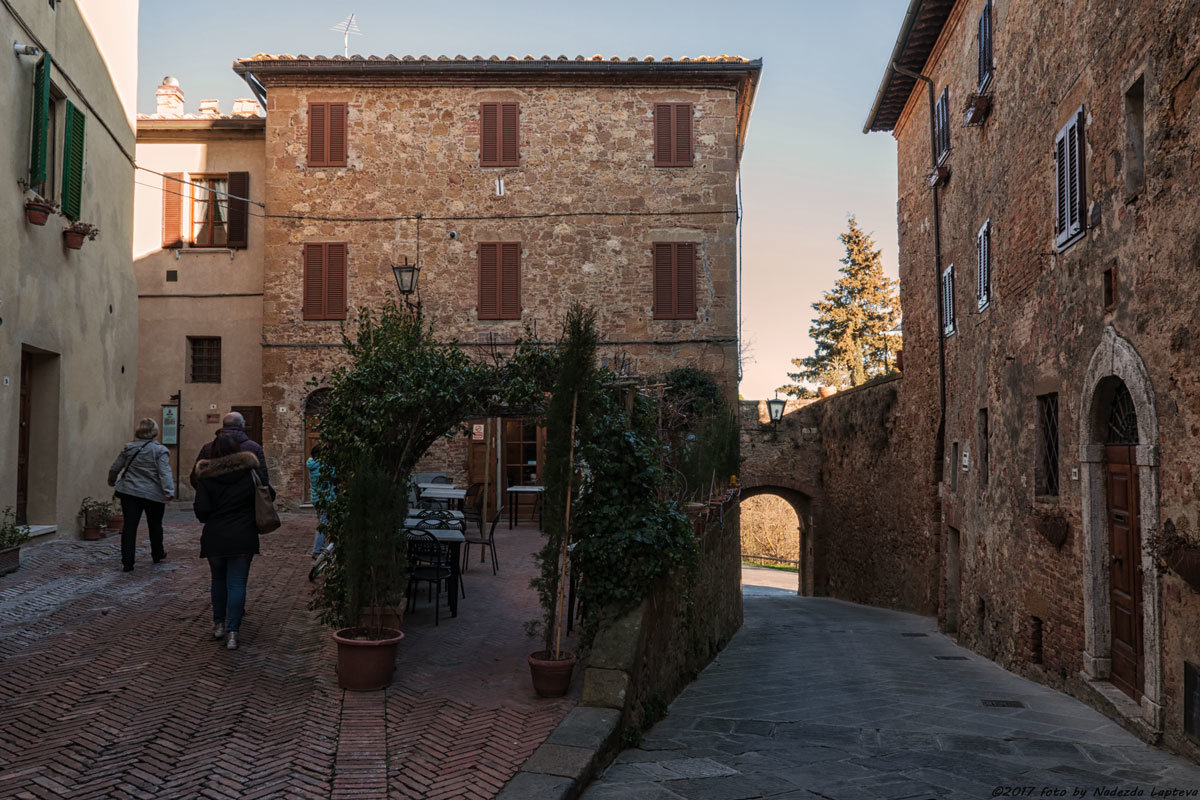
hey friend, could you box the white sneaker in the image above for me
[213,622,225,639]
[226,631,239,650]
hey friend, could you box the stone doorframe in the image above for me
[1078,326,1163,731]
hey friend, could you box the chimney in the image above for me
[155,76,184,118]
[231,97,262,117]
[198,99,221,118]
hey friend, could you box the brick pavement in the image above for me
[584,596,1200,799]
[0,512,575,799]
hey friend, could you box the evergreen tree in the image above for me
[780,217,901,394]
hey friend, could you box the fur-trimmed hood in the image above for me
[194,451,259,480]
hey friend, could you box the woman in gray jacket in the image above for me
[108,418,175,572]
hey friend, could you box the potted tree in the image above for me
[62,221,99,250]
[79,496,113,540]
[0,507,31,577]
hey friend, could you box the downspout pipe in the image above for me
[891,61,947,486]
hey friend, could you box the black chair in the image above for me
[461,482,485,535]
[407,532,453,625]
[462,506,503,575]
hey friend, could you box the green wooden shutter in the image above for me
[61,101,85,220]
[29,53,51,188]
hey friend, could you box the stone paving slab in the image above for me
[0,513,575,799]
[583,596,1200,799]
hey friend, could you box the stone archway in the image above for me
[302,388,331,501]
[739,481,815,595]
[1079,326,1163,731]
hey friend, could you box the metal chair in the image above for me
[462,482,485,535]
[406,531,453,626]
[462,506,503,575]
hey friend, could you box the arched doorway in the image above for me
[303,388,331,502]
[738,485,814,595]
[1079,327,1163,730]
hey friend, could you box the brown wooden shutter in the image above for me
[674,104,693,166]
[308,103,327,166]
[303,243,326,319]
[652,243,675,318]
[499,242,520,318]
[226,171,249,249]
[328,103,348,166]
[500,103,519,166]
[675,243,697,318]
[480,103,499,166]
[478,243,499,318]
[325,242,347,318]
[162,172,184,248]
[654,104,674,166]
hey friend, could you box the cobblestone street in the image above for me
[585,596,1200,800]
[0,512,574,800]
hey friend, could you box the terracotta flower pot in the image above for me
[0,545,20,577]
[528,650,577,697]
[63,230,85,249]
[333,627,404,691]
[25,203,52,225]
[108,515,125,531]
[82,525,103,541]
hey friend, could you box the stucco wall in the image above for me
[0,0,137,534]
[258,82,743,499]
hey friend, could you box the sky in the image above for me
[138,0,905,400]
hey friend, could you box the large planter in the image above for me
[528,650,577,697]
[81,525,103,541]
[360,606,404,631]
[0,545,19,577]
[25,202,53,225]
[333,627,404,691]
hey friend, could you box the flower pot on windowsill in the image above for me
[25,201,54,225]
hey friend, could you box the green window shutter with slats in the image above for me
[61,101,85,220]
[29,53,51,188]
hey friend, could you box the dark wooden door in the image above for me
[1106,444,1144,701]
[232,405,262,446]
[467,419,499,518]
[16,352,32,524]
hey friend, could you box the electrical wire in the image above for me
[136,166,266,207]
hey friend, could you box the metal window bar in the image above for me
[1037,393,1059,496]
[189,337,221,383]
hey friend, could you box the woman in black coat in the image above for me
[193,435,262,650]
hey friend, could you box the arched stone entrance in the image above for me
[303,388,331,501]
[738,482,815,595]
[1079,326,1163,731]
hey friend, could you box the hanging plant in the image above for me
[63,221,99,250]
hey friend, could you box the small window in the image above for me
[191,175,229,247]
[307,102,348,167]
[480,102,519,167]
[935,87,951,162]
[1036,393,1060,497]
[942,264,956,336]
[477,242,521,319]
[977,0,993,90]
[654,103,694,167]
[978,408,989,487]
[1124,77,1145,199]
[652,242,698,320]
[1054,107,1086,251]
[977,219,991,310]
[302,242,348,320]
[951,441,960,492]
[1103,267,1116,309]
[188,337,221,383]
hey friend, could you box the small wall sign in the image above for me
[161,405,179,445]
[472,423,486,441]
[206,413,220,424]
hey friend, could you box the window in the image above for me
[1054,107,1086,250]
[38,94,59,201]
[935,87,951,162]
[477,242,521,319]
[1036,393,1060,497]
[60,100,85,220]
[302,242,348,320]
[978,408,989,487]
[480,102,519,167]
[978,0,993,90]
[977,219,991,310]
[190,176,228,247]
[307,102,347,167]
[941,264,956,336]
[654,103,694,167]
[951,441,960,492]
[1103,266,1116,309]
[187,337,221,383]
[1124,77,1145,199]
[652,242,697,320]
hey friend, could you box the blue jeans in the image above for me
[208,555,253,632]
[312,511,327,554]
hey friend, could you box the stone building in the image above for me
[0,0,138,535]
[865,0,1200,756]
[132,81,265,500]
[229,54,761,508]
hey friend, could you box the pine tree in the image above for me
[780,217,901,394]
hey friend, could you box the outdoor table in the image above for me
[416,482,460,490]
[416,487,468,510]
[506,485,545,529]
[407,527,465,617]
[410,508,464,519]
[403,517,464,530]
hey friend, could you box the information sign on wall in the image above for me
[162,405,179,445]
[472,423,486,441]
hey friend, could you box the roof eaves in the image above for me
[862,0,955,134]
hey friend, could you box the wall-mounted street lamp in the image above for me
[766,394,786,427]
[391,256,421,316]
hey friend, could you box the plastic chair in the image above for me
[462,506,503,575]
[406,532,453,626]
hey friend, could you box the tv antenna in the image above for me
[330,13,362,57]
